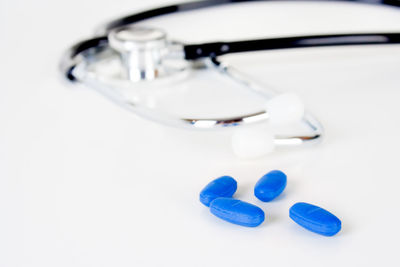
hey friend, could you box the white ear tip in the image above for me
[231,126,275,159]
[265,93,304,124]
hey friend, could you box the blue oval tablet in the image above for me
[200,176,237,207]
[209,198,265,227]
[254,170,287,202]
[289,202,341,236]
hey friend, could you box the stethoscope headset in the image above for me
[60,0,400,158]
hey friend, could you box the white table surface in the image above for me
[1,0,400,266]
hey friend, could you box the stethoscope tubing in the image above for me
[59,0,399,150]
[62,0,400,82]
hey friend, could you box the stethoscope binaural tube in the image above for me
[100,0,400,34]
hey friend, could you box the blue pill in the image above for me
[254,170,287,202]
[209,198,265,227]
[199,176,237,207]
[289,202,341,236]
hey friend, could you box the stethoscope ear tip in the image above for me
[231,93,308,159]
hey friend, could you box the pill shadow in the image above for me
[288,219,349,238]
[271,191,287,202]
[336,220,350,236]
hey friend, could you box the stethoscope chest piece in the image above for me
[108,26,187,82]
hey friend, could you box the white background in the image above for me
[1,0,400,266]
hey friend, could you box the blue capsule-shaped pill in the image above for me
[209,198,265,227]
[254,170,287,202]
[199,176,237,207]
[289,202,341,236]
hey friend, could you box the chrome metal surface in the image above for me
[209,59,323,145]
[108,26,168,81]
[60,17,324,148]
[69,54,323,148]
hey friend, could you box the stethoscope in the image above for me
[60,0,400,158]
